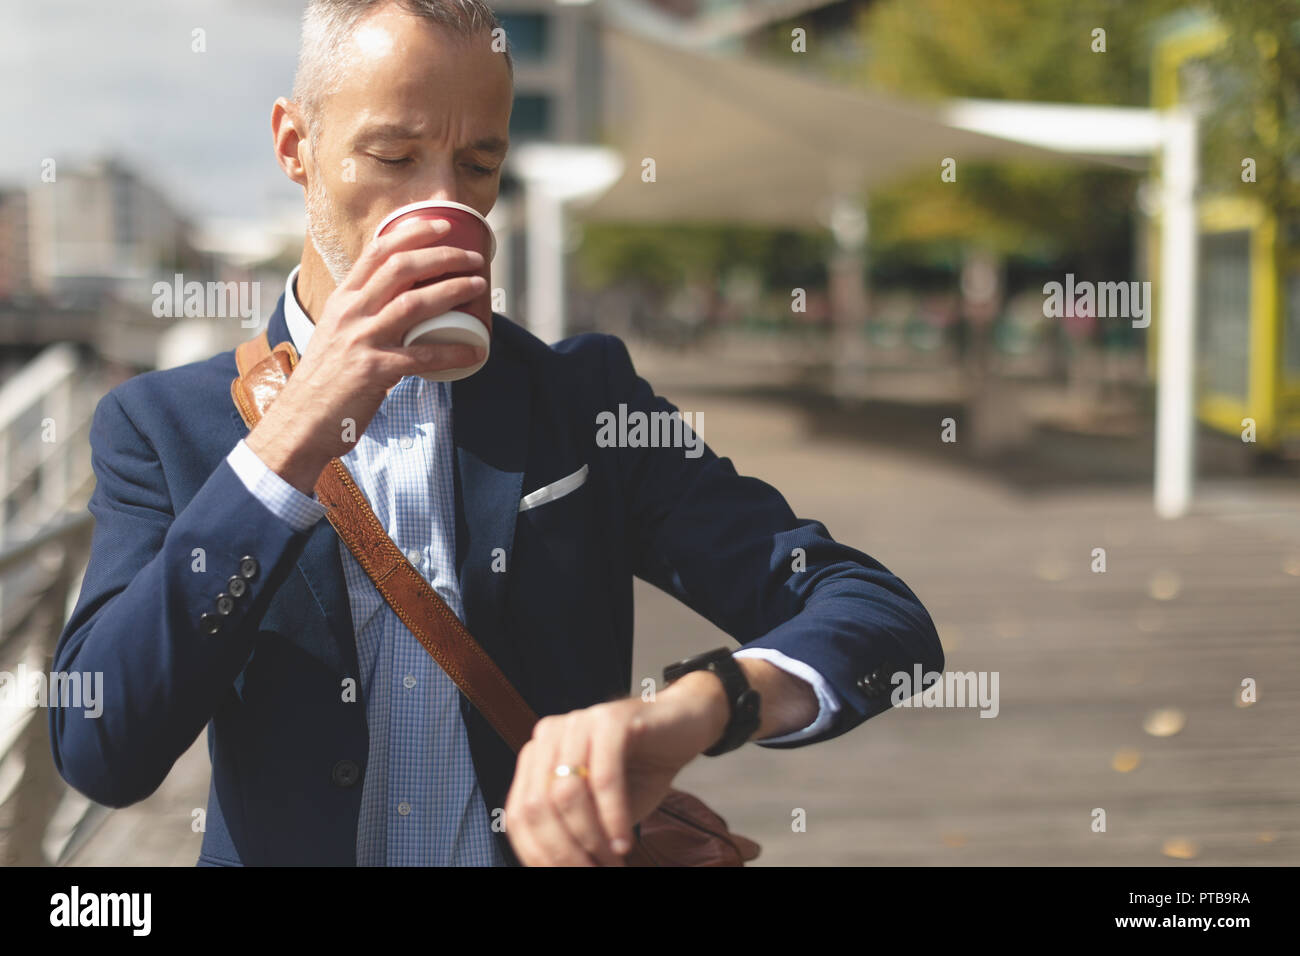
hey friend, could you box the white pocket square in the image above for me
[519,463,589,512]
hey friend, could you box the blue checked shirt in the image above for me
[223,267,841,866]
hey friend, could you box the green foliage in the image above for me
[1194,0,1300,223]
[857,0,1299,251]
[574,222,831,296]
[858,0,1182,106]
[855,0,1186,257]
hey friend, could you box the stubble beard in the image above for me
[305,170,355,285]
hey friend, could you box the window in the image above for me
[1197,230,1251,401]
[1285,266,1300,378]
[509,94,552,139]
[499,13,549,62]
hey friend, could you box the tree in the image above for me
[854,0,1299,257]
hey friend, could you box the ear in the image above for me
[272,97,310,188]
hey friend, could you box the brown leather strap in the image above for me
[230,332,539,753]
[234,330,273,376]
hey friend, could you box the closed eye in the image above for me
[369,156,493,175]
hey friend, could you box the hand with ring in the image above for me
[503,693,720,866]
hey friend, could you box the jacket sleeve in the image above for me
[48,388,314,807]
[601,335,943,747]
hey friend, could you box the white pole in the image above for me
[1154,111,1199,519]
[826,192,869,400]
[524,185,566,344]
[512,145,622,346]
[485,198,514,321]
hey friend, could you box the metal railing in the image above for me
[0,344,94,546]
[0,512,101,866]
[0,343,105,865]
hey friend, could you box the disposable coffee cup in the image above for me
[373,199,495,382]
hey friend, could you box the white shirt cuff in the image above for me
[732,647,841,745]
[227,438,328,533]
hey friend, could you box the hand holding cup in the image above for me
[373,199,496,382]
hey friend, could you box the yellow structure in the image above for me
[1151,16,1300,451]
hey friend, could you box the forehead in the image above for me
[323,5,512,128]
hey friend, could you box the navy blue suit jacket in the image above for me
[50,295,943,865]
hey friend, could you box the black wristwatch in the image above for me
[663,647,762,756]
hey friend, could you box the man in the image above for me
[50,0,943,867]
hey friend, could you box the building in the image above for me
[0,190,32,300]
[25,157,191,305]
[499,1,606,145]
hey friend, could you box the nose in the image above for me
[418,166,460,206]
[407,155,482,213]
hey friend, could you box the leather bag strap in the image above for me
[234,330,273,376]
[230,332,539,753]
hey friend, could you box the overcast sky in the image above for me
[1,0,312,231]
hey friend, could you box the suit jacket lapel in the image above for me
[451,313,530,683]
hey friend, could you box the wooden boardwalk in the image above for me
[65,381,1300,867]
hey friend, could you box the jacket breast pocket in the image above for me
[511,466,610,674]
[515,465,596,576]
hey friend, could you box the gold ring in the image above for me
[553,764,590,779]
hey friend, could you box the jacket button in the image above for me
[859,667,891,698]
[199,612,223,635]
[331,759,360,788]
[226,575,248,598]
[215,593,235,616]
[238,555,259,580]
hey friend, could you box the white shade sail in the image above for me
[579,26,1120,228]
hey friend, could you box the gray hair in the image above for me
[292,0,513,144]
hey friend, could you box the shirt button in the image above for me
[403,675,417,689]
[397,802,411,817]
[399,434,414,450]
[405,548,421,566]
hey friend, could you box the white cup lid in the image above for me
[374,200,497,261]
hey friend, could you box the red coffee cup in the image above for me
[373,199,495,382]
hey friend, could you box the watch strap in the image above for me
[664,648,762,756]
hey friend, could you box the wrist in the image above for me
[658,670,732,754]
[245,405,333,495]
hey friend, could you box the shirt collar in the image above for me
[283,264,314,356]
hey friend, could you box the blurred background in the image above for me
[1,0,1297,866]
